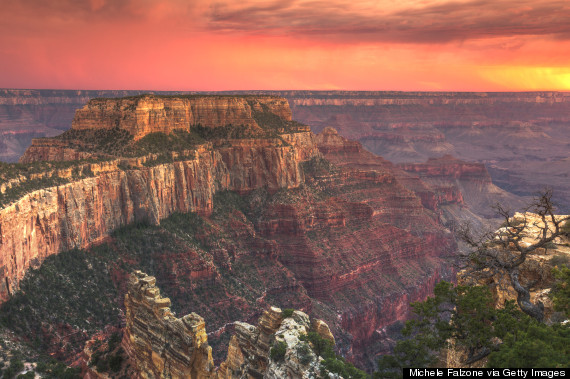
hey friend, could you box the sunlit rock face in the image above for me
[119,271,335,379]
[71,95,292,140]
[122,271,215,379]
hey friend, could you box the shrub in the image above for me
[561,221,570,235]
[298,343,313,365]
[550,253,570,268]
[300,331,367,378]
[300,156,337,178]
[2,358,24,379]
[282,308,295,318]
[270,341,287,362]
[109,351,124,372]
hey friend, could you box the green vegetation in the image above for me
[58,127,134,155]
[298,342,313,365]
[301,332,368,379]
[300,156,338,178]
[552,266,570,317]
[282,308,295,318]
[0,159,92,182]
[1,357,24,379]
[212,190,248,218]
[0,158,103,208]
[0,175,70,207]
[375,279,570,377]
[0,247,119,350]
[550,253,570,268]
[486,323,570,368]
[134,129,204,155]
[192,123,261,140]
[270,341,288,362]
[89,332,125,373]
[34,358,81,378]
[55,127,205,159]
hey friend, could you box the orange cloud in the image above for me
[0,0,569,91]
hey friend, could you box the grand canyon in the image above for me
[0,89,567,377]
[3,0,570,376]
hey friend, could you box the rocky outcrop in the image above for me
[120,271,335,379]
[0,150,226,303]
[122,271,215,378]
[3,90,568,210]
[217,307,284,378]
[281,91,570,212]
[19,138,93,163]
[71,95,292,140]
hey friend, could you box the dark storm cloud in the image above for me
[206,0,570,43]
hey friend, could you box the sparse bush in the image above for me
[109,350,124,372]
[2,358,24,379]
[270,341,287,362]
[300,331,367,378]
[552,266,570,317]
[550,253,570,268]
[298,343,313,365]
[282,308,295,318]
[300,156,337,178]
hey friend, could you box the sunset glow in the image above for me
[1,0,570,91]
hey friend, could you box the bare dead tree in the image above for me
[457,189,570,322]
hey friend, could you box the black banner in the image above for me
[403,368,568,379]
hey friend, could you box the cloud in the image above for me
[205,0,570,44]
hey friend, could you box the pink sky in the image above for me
[1,0,570,91]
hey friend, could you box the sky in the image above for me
[1,0,570,91]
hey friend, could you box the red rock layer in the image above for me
[245,127,457,369]
[71,95,292,140]
[0,133,318,303]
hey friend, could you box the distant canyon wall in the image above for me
[3,89,570,162]
[72,95,292,140]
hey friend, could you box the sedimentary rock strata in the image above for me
[71,95,292,140]
[0,131,318,302]
[120,271,334,379]
[122,271,215,378]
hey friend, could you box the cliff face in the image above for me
[0,133,316,303]
[122,271,215,378]
[71,95,292,140]
[117,271,334,379]
[0,95,495,373]
[0,89,153,162]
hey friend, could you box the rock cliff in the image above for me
[122,271,215,378]
[115,271,337,379]
[399,155,526,218]
[3,89,567,210]
[0,131,317,302]
[71,95,292,140]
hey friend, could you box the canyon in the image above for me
[0,93,535,374]
[3,89,567,211]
